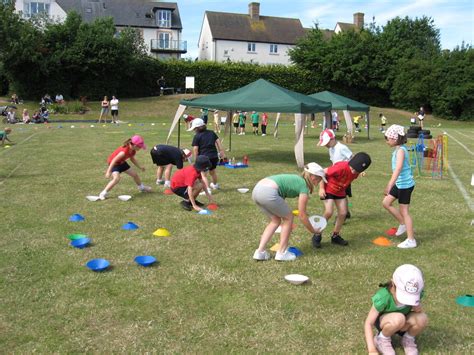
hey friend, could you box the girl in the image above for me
[188,118,226,190]
[365,264,428,355]
[383,125,416,249]
[252,163,327,261]
[99,96,109,123]
[99,135,151,200]
[261,112,268,136]
[232,112,240,134]
[151,144,192,187]
[22,109,31,124]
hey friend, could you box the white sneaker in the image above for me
[199,189,212,196]
[156,179,164,185]
[275,249,296,261]
[99,191,108,200]
[164,180,171,188]
[262,134,266,136]
[398,238,417,249]
[395,224,407,236]
[139,185,152,192]
[210,183,219,190]
[253,249,270,261]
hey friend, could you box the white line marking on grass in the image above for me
[447,164,474,212]
[445,132,474,156]
[453,130,474,140]
[0,163,22,185]
[0,133,38,155]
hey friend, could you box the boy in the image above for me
[171,155,213,212]
[318,129,353,219]
[379,113,387,132]
[0,127,13,145]
[313,152,371,248]
[150,144,192,187]
[251,111,259,135]
[353,115,362,132]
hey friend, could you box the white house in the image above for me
[198,2,307,65]
[12,0,187,59]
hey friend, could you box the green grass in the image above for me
[1,95,473,353]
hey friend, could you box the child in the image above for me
[251,111,259,135]
[353,115,361,132]
[238,111,246,135]
[331,111,339,131]
[232,112,240,134]
[383,125,417,248]
[380,113,387,132]
[0,127,13,145]
[171,155,213,211]
[183,114,196,130]
[213,110,220,133]
[417,107,425,129]
[364,264,428,355]
[200,108,209,125]
[22,109,31,124]
[318,129,353,219]
[252,163,327,261]
[99,135,151,200]
[315,152,371,248]
[261,112,268,136]
[189,118,226,190]
[150,144,192,187]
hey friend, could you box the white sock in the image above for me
[100,190,107,195]
[378,332,390,339]
[404,334,415,340]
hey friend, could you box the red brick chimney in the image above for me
[249,2,260,20]
[353,12,364,29]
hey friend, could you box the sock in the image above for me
[138,183,144,190]
[378,332,390,339]
[100,190,107,195]
[404,334,415,340]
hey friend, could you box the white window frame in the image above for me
[24,1,50,17]
[270,44,278,54]
[158,32,171,49]
[157,10,171,28]
[247,43,256,53]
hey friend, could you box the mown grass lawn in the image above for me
[1,95,473,353]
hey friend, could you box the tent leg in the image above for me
[178,118,180,148]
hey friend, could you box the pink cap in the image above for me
[393,264,424,306]
[318,129,335,146]
[131,135,146,150]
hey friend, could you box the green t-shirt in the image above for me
[251,113,259,124]
[371,287,412,315]
[0,130,8,139]
[268,174,309,199]
[239,113,245,125]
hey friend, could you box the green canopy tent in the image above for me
[167,79,332,167]
[309,91,371,139]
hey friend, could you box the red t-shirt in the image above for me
[171,165,201,189]
[107,145,136,165]
[325,161,359,196]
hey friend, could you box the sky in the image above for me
[175,0,473,60]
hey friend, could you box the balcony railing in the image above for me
[151,39,187,53]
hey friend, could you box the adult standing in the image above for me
[110,95,119,124]
[417,106,425,129]
[157,76,166,96]
[150,144,192,188]
[98,96,109,124]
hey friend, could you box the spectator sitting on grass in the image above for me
[22,109,31,124]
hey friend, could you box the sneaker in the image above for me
[164,181,171,188]
[156,179,165,185]
[253,249,270,261]
[395,224,407,236]
[262,133,266,136]
[99,191,108,200]
[194,200,205,207]
[275,249,296,261]
[397,238,417,249]
[331,233,349,246]
[401,335,419,355]
[210,182,219,190]
[374,335,395,355]
[312,234,322,249]
[139,185,152,192]
[180,200,192,211]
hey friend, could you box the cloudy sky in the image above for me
[175,0,473,60]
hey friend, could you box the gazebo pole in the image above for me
[177,118,181,148]
[366,112,370,140]
[228,110,232,152]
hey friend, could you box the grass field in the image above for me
[1,95,473,353]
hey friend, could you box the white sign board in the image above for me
[185,76,195,89]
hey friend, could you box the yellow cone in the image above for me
[270,243,280,252]
[153,228,170,237]
[292,209,299,216]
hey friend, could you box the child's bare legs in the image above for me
[156,166,164,181]
[399,204,414,240]
[379,313,407,336]
[402,312,428,336]
[257,216,281,252]
[323,199,335,222]
[125,168,142,186]
[103,172,121,193]
[333,199,348,234]
[209,169,218,185]
[382,195,405,225]
[277,213,294,253]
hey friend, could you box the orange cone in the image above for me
[373,236,392,246]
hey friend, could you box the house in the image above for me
[334,12,364,34]
[12,0,186,59]
[198,2,307,65]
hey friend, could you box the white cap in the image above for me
[187,118,205,131]
[318,129,335,146]
[393,264,424,306]
[304,162,327,183]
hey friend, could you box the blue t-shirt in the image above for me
[392,145,415,189]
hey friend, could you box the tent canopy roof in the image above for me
[309,90,370,112]
[180,79,331,114]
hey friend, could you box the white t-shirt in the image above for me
[110,99,119,110]
[329,142,352,164]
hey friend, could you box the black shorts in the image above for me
[172,186,189,199]
[389,185,414,204]
[209,157,219,170]
[150,149,170,166]
[239,123,245,128]
[375,314,406,336]
[323,193,346,200]
[111,109,118,116]
[111,162,130,173]
[252,123,258,128]
[233,123,239,128]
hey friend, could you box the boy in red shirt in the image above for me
[314,152,371,247]
[171,155,213,211]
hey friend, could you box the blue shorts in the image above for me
[111,162,130,173]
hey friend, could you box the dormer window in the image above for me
[157,9,171,27]
[24,0,51,17]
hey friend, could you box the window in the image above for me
[247,43,256,52]
[270,44,278,54]
[24,1,50,17]
[159,32,170,49]
[157,10,171,27]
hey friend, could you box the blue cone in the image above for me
[134,255,157,267]
[69,213,85,222]
[288,246,303,257]
[70,237,91,249]
[122,221,139,230]
[86,258,110,272]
